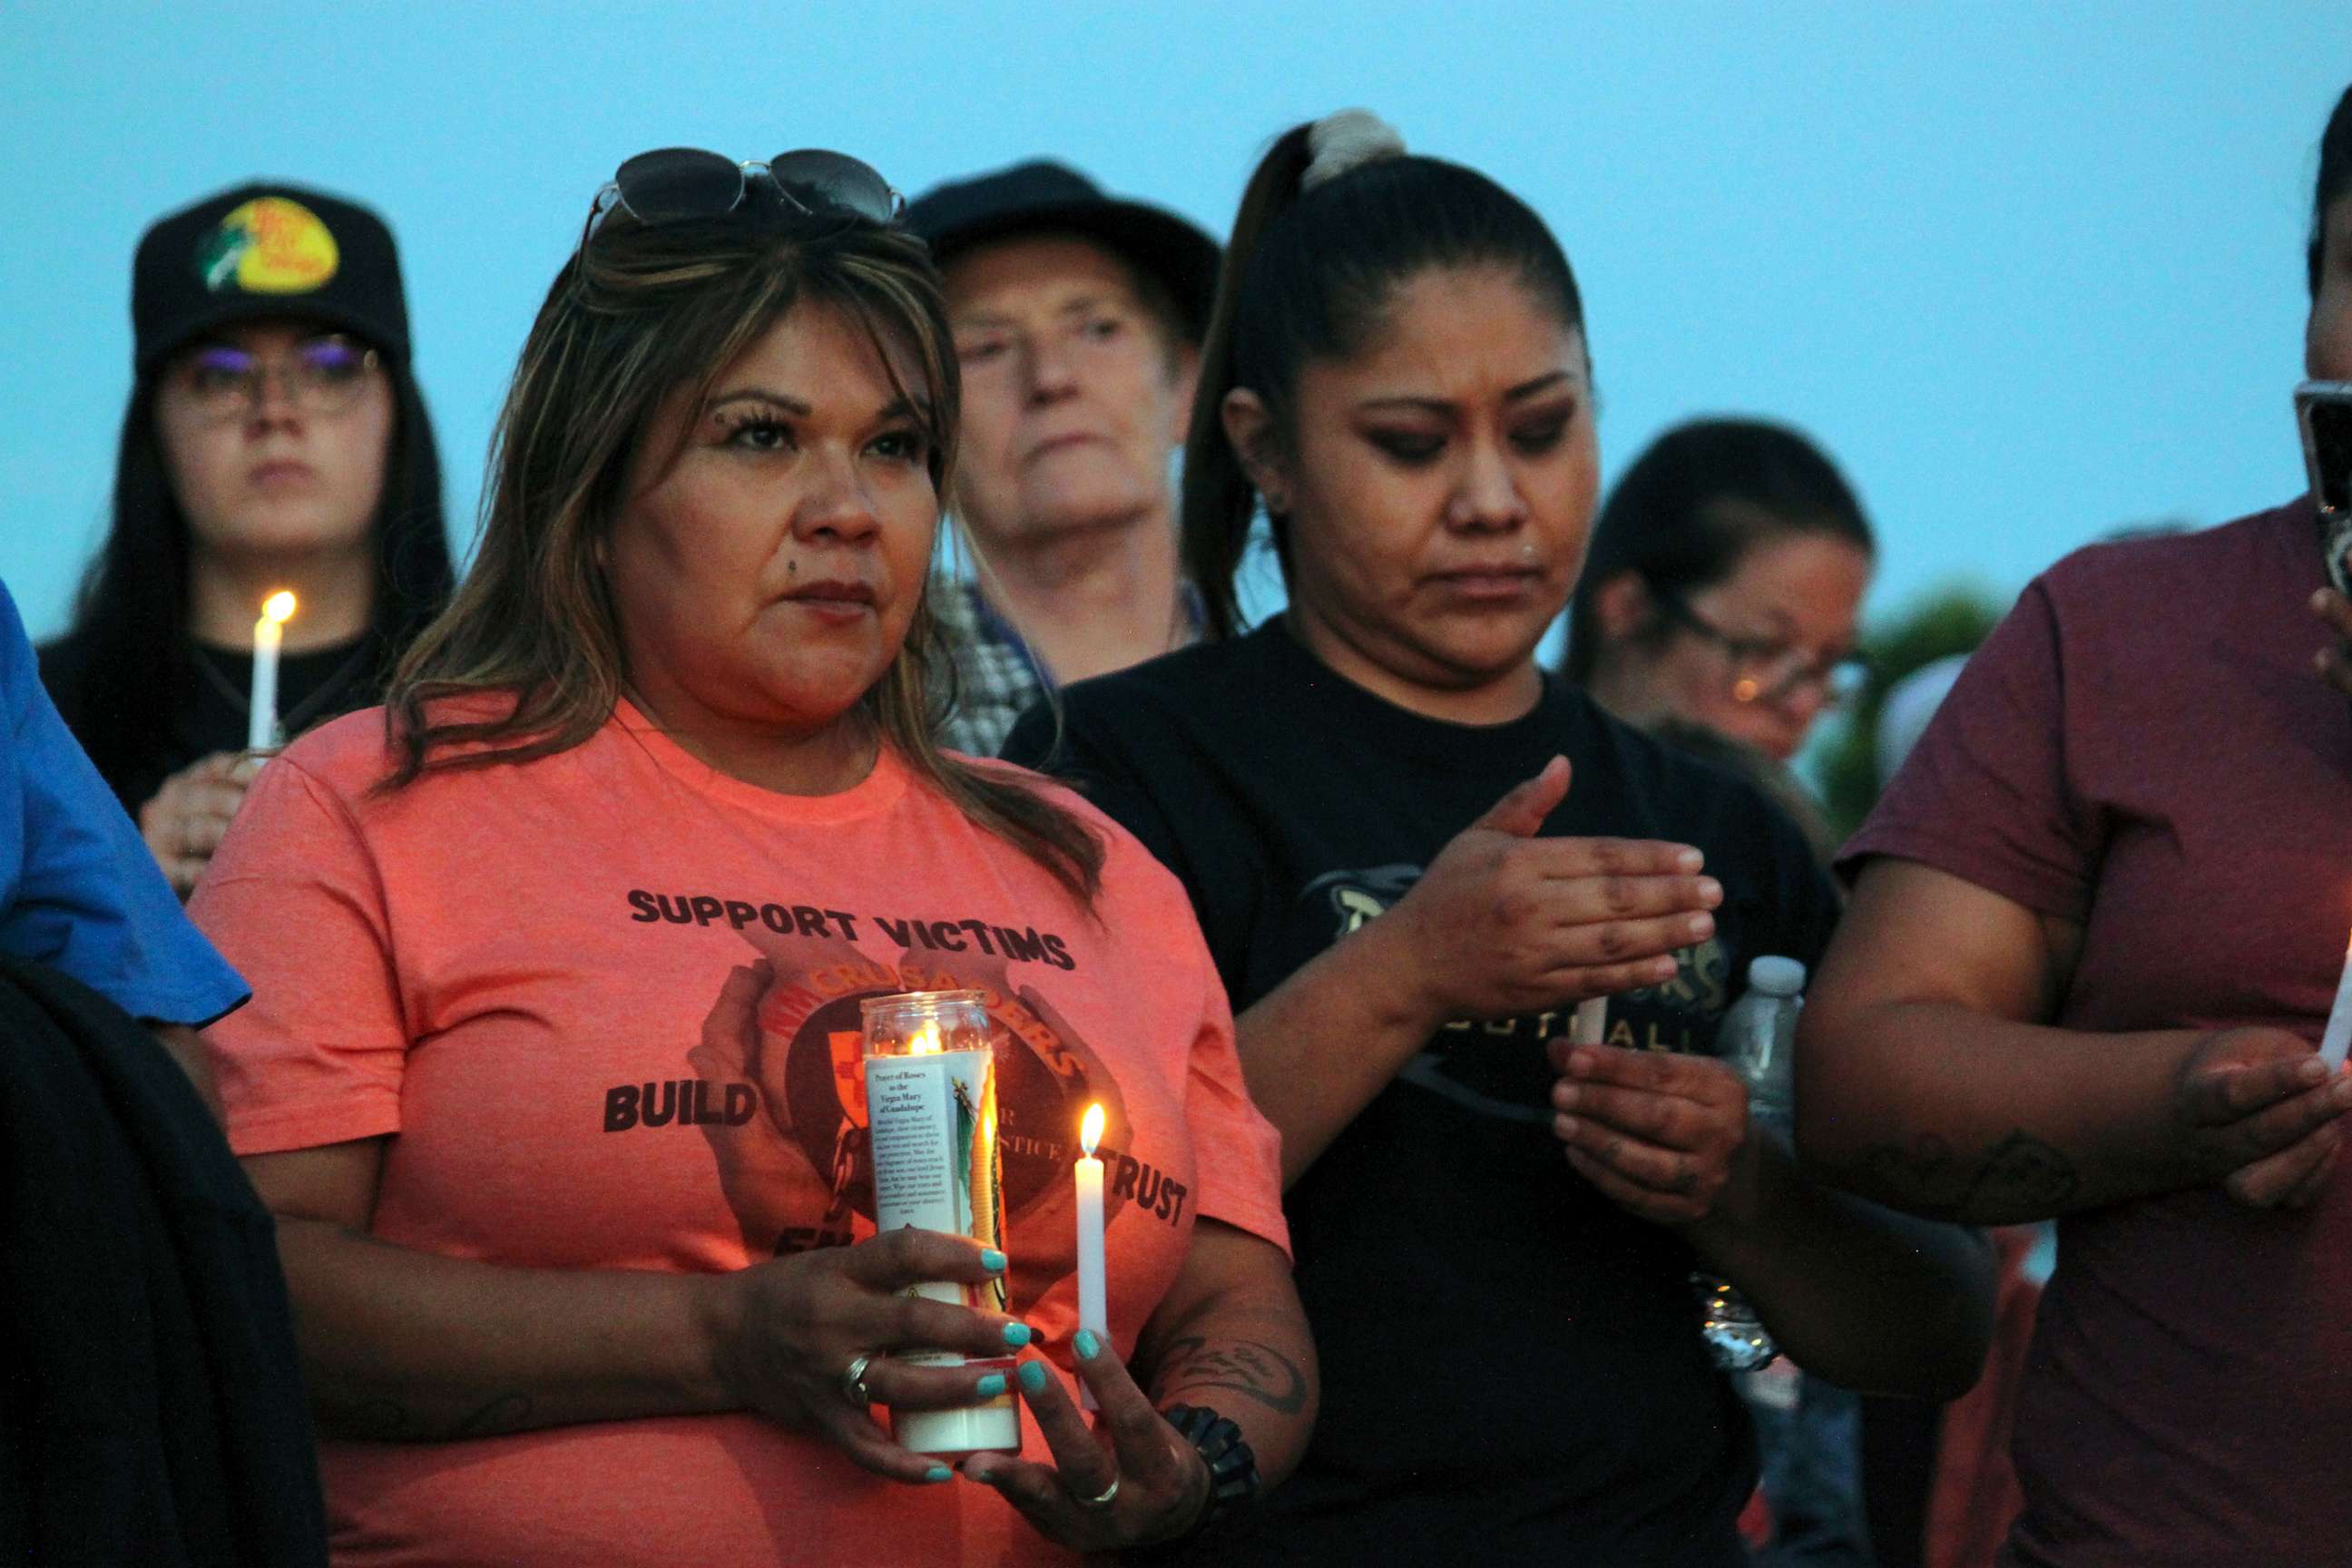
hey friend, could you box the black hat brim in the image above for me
[135,297,404,376]
[921,200,1220,343]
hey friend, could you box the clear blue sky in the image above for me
[3,2,2343,645]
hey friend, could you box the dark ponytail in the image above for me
[1181,126,1316,640]
[1181,113,1584,640]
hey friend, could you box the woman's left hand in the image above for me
[1546,1041,1753,1226]
[962,1330,1212,1553]
[2311,588,2352,697]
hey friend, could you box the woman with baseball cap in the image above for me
[41,181,454,896]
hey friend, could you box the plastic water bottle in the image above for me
[1690,956,1807,1372]
[1723,956,1804,1147]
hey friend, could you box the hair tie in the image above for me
[1301,109,1407,192]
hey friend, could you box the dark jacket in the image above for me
[0,958,325,1566]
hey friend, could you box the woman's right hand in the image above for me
[701,1227,1034,1484]
[1375,756,1722,1023]
[138,750,262,896]
[2169,1026,2352,1208]
[2310,586,2352,699]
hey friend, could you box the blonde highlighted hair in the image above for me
[382,201,1103,901]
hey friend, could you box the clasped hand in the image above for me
[139,750,266,896]
[2313,584,2352,697]
[2171,1026,2352,1209]
[1369,756,1744,1224]
[704,1228,1209,1550]
[1547,1040,1757,1227]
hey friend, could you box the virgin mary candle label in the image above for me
[860,991,1018,1455]
[867,1049,1009,1308]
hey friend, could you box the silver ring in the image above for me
[839,1353,874,1406]
[1068,1473,1120,1511]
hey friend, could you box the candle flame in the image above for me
[909,1023,943,1055]
[1080,1102,1104,1156]
[261,591,297,625]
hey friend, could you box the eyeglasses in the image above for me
[165,335,383,423]
[1655,593,1870,710]
[583,147,902,245]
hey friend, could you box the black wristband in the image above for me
[1139,1401,1259,1555]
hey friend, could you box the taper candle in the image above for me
[1075,1102,1107,1410]
[248,590,296,750]
[2320,931,2352,1070]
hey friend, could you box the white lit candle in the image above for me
[248,590,296,750]
[2321,932,2352,1070]
[1074,1102,1107,1410]
[1571,996,1608,1047]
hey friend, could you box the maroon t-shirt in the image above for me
[1844,498,2352,1568]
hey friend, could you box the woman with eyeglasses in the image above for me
[185,148,1312,1567]
[38,182,454,898]
[1561,419,1877,1560]
[1802,83,2352,1568]
[1004,111,1989,1566]
[1566,416,1872,778]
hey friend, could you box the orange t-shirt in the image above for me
[191,701,1289,1568]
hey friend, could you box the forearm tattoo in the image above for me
[1842,1130,2080,1221]
[1150,1335,1309,1416]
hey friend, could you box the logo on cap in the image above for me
[195,197,340,296]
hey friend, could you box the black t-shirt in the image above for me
[1003,618,1840,1567]
[40,630,383,814]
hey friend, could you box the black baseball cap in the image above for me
[904,161,1220,340]
[132,181,411,373]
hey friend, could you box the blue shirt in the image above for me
[0,581,247,1024]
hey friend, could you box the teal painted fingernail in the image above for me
[1074,1328,1102,1359]
[924,1464,953,1484]
[980,1248,1006,1271]
[1017,1359,1050,1395]
[1001,1321,1032,1348]
[976,1373,1008,1398]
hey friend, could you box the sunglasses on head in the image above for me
[583,147,902,244]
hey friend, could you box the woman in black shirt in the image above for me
[1005,111,1992,1565]
[41,181,452,895]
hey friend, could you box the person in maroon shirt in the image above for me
[1802,83,2352,1568]
[2308,87,2352,678]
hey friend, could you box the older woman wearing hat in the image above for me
[904,162,1219,755]
[40,181,454,895]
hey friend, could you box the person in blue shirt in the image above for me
[2,575,247,1059]
[3,573,318,1563]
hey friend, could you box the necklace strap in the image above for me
[191,636,377,742]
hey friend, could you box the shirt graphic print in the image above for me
[645,929,1198,1317]
[1300,860,1735,1124]
[190,701,1285,1568]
